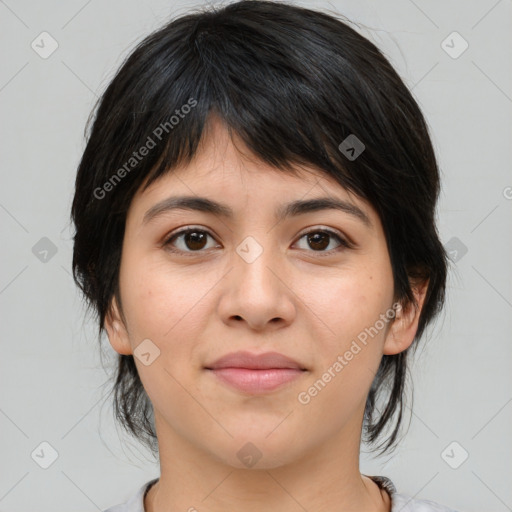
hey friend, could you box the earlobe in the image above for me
[104,297,133,356]
[383,279,429,356]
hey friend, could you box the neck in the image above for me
[144,414,391,512]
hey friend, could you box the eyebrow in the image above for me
[142,195,372,228]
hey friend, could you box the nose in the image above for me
[217,237,296,332]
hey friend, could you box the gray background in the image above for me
[1,0,511,511]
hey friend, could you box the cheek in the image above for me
[120,257,212,413]
[120,255,213,340]
[296,290,392,429]
[299,263,393,399]
[305,262,393,345]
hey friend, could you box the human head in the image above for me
[71,0,448,458]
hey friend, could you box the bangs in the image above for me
[87,2,414,210]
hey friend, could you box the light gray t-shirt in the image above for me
[102,475,459,511]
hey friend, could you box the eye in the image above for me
[163,226,352,256]
[163,227,218,254]
[294,227,351,254]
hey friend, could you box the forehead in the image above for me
[167,116,322,184]
[129,116,376,229]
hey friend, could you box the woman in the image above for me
[71,1,458,510]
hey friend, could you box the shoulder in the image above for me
[367,475,460,512]
[102,478,158,512]
[391,492,460,511]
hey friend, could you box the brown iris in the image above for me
[307,232,330,251]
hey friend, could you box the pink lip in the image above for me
[210,368,304,393]
[205,351,307,394]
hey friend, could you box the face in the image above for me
[106,117,424,469]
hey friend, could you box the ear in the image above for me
[104,296,133,356]
[383,278,429,356]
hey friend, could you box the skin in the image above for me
[105,116,428,512]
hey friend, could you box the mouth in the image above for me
[205,350,308,394]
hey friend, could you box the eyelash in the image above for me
[162,226,353,257]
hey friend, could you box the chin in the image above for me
[205,427,305,471]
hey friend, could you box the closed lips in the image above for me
[205,351,308,394]
[205,350,307,370]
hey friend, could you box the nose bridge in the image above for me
[234,233,279,293]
